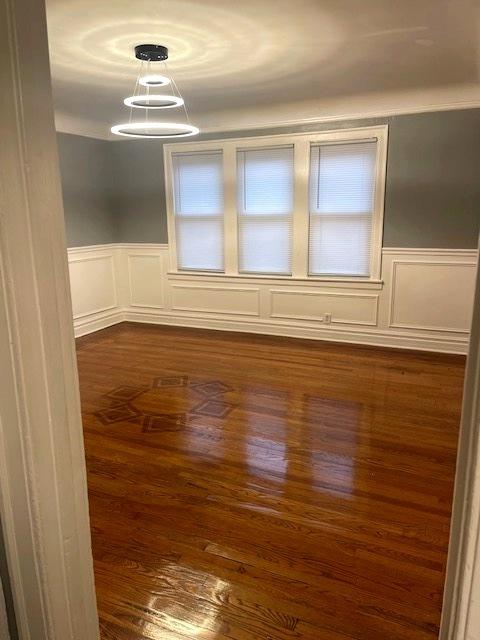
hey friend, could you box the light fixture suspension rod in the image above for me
[164,60,191,125]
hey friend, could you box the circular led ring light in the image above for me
[139,74,171,88]
[124,94,184,109]
[111,122,200,138]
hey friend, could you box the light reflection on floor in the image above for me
[141,569,230,639]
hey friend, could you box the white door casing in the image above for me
[0,0,99,638]
[441,244,480,640]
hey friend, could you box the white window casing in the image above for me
[164,125,388,283]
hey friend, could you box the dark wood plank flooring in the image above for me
[77,322,465,640]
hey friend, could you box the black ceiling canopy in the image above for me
[134,44,169,62]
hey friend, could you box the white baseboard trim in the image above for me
[109,309,467,354]
[74,309,124,338]
[122,310,469,353]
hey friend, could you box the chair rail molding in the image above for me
[67,244,477,354]
[0,0,99,638]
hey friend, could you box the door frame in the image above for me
[0,0,479,638]
[0,0,98,637]
[440,237,480,639]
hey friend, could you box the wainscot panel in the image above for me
[68,244,477,353]
[171,284,260,316]
[68,245,118,321]
[388,260,476,333]
[270,289,379,326]
[127,253,165,309]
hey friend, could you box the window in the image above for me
[309,141,377,277]
[166,126,387,281]
[237,146,294,274]
[172,151,224,271]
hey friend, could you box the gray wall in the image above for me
[57,133,118,247]
[384,109,480,247]
[58,108,480,249]
[110,140,167,244]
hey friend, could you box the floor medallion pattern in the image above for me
[93,375,237,432]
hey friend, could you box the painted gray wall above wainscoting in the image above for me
[384,109,480,248]
[109,140,167,244]
[58,108,480,249]
[57,133,118,247]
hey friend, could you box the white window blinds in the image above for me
[237,145,294,274]
[309,140,377,277]
[172,151,224,271]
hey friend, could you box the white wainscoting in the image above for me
[270,289,379,326]
[67,244,478,353]
[388,259,475,333]
[126,251,165,309]
[171,284,260,316]
[67,245,123,336]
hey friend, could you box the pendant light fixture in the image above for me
[111,44,199,139]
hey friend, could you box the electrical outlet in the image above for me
[324,312,332,324]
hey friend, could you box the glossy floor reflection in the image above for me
[77,323,464,640]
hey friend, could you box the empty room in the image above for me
[1,1,480,640]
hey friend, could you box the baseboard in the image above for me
[73,309,124,337]
[74,307,469,353]
[122,309,469,354]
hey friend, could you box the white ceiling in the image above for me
[46,0,480,139]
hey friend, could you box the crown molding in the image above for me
[197,100,480,134]
[60,97,480,142]
[194,82,480,133]
[55,82,480,141]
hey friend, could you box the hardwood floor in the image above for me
[77,322,465,640]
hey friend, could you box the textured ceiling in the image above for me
[46,0,480,138]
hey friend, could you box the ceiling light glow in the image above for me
[139,74,171,87]
[110,122,200,138]
[124,94,184,109]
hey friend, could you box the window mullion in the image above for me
[292,139,310,278]
[370,128,388,280]
[164,149,178,272]
[223,143,238,275]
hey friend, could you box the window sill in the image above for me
[167,271,384,290]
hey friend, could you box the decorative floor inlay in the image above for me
[190,380,233,396]
[94,375,237,432]
[191,399,235,418]
[141,413,187,433]
[105,385,147,404]
[153,375,189,388]
[95,404,141,425]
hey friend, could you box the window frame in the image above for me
[164,125,388,283]
[171,149,226,273]
[237,143,295,276]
